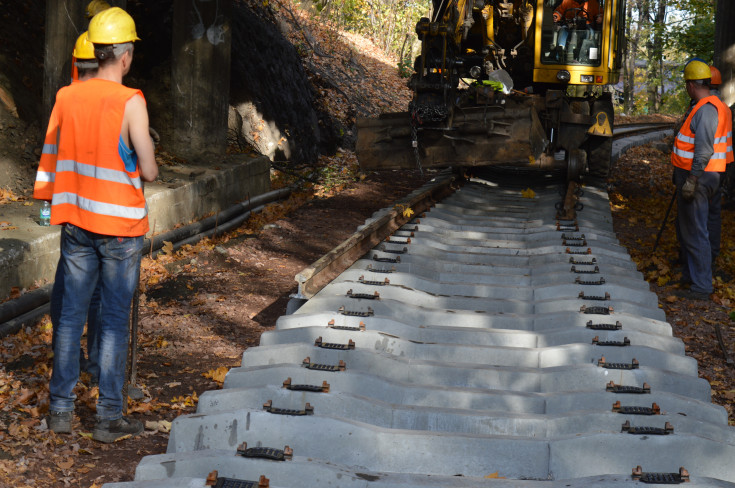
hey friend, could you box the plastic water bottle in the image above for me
[40,201,51,226]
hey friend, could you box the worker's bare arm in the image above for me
[125,94,158,182]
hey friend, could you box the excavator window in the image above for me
[541,0,605,67]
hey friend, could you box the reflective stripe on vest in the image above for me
[52,192,147,220]
[672,95,732,172]
[33,110,61,201]
[55,159,142,190]
[39,79,149,236]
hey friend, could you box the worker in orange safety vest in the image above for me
[671,59,733,300]
[35,7,157,444]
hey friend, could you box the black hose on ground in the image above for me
[0,186,295,339]
[0,283,53,325]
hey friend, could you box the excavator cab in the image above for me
[535,0,622,85]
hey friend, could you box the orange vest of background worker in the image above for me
[33,80,150,236]
[709,65,734,164]
[672,95,732,173]
[553,0,602,24]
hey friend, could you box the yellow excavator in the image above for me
[357,0,625,181]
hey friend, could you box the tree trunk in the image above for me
[715,0,735,106]
[623,0,639,113]
[652,0,667,111]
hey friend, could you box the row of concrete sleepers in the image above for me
[108,177,735,487]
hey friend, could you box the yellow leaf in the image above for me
[162,241,174,255]
[402,207,414,218]
[521,188,536,199]
[657,275,669,287]
[203,366,229,385]
[484,471,505,479]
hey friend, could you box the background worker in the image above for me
[705,64,732,270]
[70,1,111,81]
[671,59,733,300]
[35,7,157,443]
[50,30,103,387]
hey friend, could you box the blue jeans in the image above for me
[49,224,143,420]
[51,237,103,382]
[674,167,720,294]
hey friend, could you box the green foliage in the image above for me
[315,0,430,59]
[623,0,716,115]
[397,57,413,78]
[666,4,715,62]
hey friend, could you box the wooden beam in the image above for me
[43,0,85,122]
[295,174,456,299]
[172,0,232,162]
[715,0,735,106]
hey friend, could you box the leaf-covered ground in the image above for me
[609,141,735,422]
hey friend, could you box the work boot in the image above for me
[92,416,143,443]
[674,289,711,301]
[47,411,72,434]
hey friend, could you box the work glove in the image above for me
[681,175,698,202]
[149,127,161,147]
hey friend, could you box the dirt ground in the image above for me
[0,167,434,487]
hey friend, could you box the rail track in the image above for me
[108,137,735,487]
[612,123,674,140]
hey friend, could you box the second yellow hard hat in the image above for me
[72,31,95,60]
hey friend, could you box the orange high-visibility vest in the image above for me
[71,55,79,82]
[33,78,149,236]
[672,95,732,172]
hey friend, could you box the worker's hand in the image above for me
[149,127,161,147]
[681,175,699,202]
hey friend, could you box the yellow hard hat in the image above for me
[86,0,111,19]
[72,32,95,60]
[684,60,711,81]
[88,7,140,44]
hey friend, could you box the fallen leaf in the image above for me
[56,458,74,470]
[203,366,229,385]
[144,420,172,433]
[161,240,174,255]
